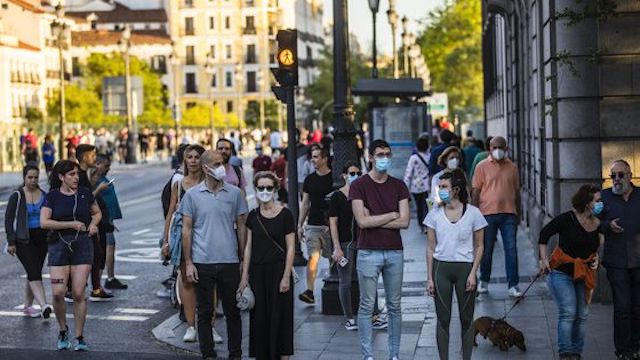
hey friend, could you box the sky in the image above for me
[322,0,446,56]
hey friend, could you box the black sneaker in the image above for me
[298,290,315,304]
[104,278,128,290]
[89,289,114,302]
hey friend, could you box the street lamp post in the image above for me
[234,63,243,131]
[204,53,215,147]
[51,4,68,160]
[368,0,380,79]
[257,69,265,135]
[401,16,409,77]
[120,25,137,163]
[387,0,399,79]
[169,47,181,152]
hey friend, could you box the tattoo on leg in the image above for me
[51,278,65,284]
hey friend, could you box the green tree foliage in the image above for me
[82,53,172,127]
[244,99,280,129]
[418,0,483,119]
[181,103,244,129]
[305,47,377,126]
[47,84,120,127]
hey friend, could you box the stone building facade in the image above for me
[482,0,640,301]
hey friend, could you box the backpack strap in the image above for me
[233,165,243,184]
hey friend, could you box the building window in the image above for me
[244,16,256,34]
[227,100,233,113]
[186,46,195,65]
[245,0,255,6]
[211,73,217,88]
[247,71,256,92]
[209,16,215,30]
[225,45,232,59]
[186,101,196,109]
[209,45,216,59]
[225,71,232,87]
[185,17,194,35]
[152,55,167,74]
[186,73,197,93]
[246,44,256,64]
[71,57,81,77]
[225,16,231,29]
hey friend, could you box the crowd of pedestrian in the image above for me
[3,119,639,360]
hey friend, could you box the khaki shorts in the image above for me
[304,225,332,259]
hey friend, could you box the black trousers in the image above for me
[194,263,242,358]
[16,229,48,281]
[412,192,428,226]
[606,266,640,355]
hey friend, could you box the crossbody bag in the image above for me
[255,211,300,283]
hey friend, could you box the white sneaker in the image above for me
[508,286,522,298]
[213,328,223,343]
[183,326,197,342]
[477,281,489,294]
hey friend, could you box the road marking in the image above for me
[115,247,161,263]
[132,228,151,236]
[0,201,7,206]
[120,193,158,207]
[20,274,137,280]
[114,308,159,315]
[0,311,149,322]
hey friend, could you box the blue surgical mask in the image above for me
[347,174,359,184]
[375,158,391,173]
[592,201,604,216]
[438,189,451,203]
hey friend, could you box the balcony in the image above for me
[243,26,257,35]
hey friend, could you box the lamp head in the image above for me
[401,16,409,31]
[368,0,380,14]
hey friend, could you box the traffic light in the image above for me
[271,29,298,87]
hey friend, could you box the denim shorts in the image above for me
[305,225,332,258]
[48,232,94,266]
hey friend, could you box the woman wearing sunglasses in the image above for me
[41,160,101,351]
[238,171,295,360]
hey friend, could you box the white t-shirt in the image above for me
[423,204,488,263]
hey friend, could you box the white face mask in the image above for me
[257,190,275,203]
[206,165,226,181]
[447,158,459,170]
[492,149,505,160]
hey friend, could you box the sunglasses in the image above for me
[256,186,275,192]
[349,171,362,177]
[610,172,627,180]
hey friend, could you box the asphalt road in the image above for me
[0,163,256,358]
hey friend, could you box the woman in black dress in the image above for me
[238,171,295,360]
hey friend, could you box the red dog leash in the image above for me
[499,272,543,321]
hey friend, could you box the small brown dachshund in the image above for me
[473,316,526,352]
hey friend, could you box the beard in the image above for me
[612,182,629,195]
[222,154,230,163]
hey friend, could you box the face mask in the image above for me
[206,165,226,181]
[447,158,459,170]
[438,189,451,203]
[591,201,604,215]
[257,190,274,203]
[347,174,359,184]
[492,149,505,160]
[375,158,391,173]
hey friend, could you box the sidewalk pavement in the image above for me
[152,219,615,359]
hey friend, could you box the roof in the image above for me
[7,0,44,13]
[71,29,171,47]
[66,2,167,24]
[0,40,41,51]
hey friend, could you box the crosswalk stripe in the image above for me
[120,194,158,207]
[114,308,159,315]
[132,229,151,236]
[20,274,137,280]
[0,311,149,322]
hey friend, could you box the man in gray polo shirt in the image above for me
[181,150,248,360]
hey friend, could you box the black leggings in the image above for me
[16,228,48,281]
[412,192,428,225]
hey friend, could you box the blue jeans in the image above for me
[356,249,404,358]
[479,213,519,288]
[547,270,588,355]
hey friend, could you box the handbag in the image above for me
[236,285,255,311]
[255,211,300,284]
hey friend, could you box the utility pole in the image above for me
[51,4,67,160]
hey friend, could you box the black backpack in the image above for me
[161,169,182,219]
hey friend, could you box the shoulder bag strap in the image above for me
[255,211,286,255]
[416,153,429,169]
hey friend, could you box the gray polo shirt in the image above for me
[179,182,249,264]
